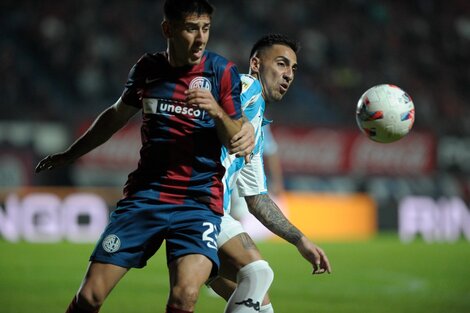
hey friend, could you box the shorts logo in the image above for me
[189,76,212,91]
[235,298,260,311]
[102,234,121,253]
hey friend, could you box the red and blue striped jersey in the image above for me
[121,51,242,214]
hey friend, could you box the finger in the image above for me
[36,163,52,173]
[35,162,44,173]
[234,138,255,153]
[231,143,248,154]
[311,259,320,274]
[229,140,246,153]
[230,127,249,143]
[35,156,50,173]
[235,145,254,157]
[322,256,332,274]
[234,145,252,157]
[318,250,332,273]
[230,134,243,144]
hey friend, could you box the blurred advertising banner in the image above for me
[0,121,69,187]
[71,123,438,186]
[0,187,376,243]
[272,126,436,175]
[0,150,33,187]
[438,136,470,173]
[283,192,377,241]
[399,196,470,243]
[236,192,377,242]
[0,187,122,243]
[72,122,141,186]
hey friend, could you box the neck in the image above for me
[166,46,179,67]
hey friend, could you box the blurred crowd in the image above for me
[2,0,470,135]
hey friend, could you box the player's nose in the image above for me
[195,29,206,43]
[283,68,294,82]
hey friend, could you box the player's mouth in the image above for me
[190,48,203,60]
[280,82,289,94]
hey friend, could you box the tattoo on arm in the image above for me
[245,194,303,245]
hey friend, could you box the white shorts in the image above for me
[229,187,250,220]
[217,213,245,247]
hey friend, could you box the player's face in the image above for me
[164,14,211,67]
[253,44,298,103]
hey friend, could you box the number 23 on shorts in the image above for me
[202,222,218,249]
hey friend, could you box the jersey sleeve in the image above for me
[219,62,242,120]
[236,150,268,197]
[121,54,148,108]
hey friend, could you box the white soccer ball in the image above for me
[356,84,415,143]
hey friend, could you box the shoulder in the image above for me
[133,52,166,72]
[204,51,237,71]
[240,74,262,105]
[240,74,261,93]
[204,50,229,63]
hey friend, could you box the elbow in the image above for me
[245,195,257,214]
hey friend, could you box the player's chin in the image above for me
[273,92,285,102]
[188,55,202,65]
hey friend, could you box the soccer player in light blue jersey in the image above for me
[209,34,332,313]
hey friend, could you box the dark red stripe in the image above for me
[220,62,238,117]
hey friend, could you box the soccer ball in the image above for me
[356,84,415,143]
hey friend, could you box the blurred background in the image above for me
[1,0,470,241]
[2,1,470,313]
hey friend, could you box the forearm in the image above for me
[245,193,303,245]
[214,113,243,147]
[64,103,133,160]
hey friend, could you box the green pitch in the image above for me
[1,234,469,313]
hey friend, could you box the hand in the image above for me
[296,236,332,275]
[35,152,74,173]
[228,121,255,161]
[185,88,222,119]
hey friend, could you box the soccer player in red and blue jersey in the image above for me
[35,1,253,313]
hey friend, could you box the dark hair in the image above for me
[249,33,300,59]
[164,0,214,21]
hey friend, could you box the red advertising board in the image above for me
[76,121,141,170]
[272,126,436,175]
[74,122,436,178]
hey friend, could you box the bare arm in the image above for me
[35,98,139,172]
[228,115,255,162]
[214,114,244,148]
[245,193,332,274]
[245,193,302,244]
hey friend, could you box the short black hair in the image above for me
[249,33,300,59]
[164,0,214,21]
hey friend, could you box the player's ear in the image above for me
[162,20,171,39]
[250,56,260,75]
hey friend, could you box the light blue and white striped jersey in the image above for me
[220,74,269,214]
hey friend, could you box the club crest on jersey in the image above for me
[189,76,212,91]
[102,234,121,253]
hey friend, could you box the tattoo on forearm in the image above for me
[245,194,302,245]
